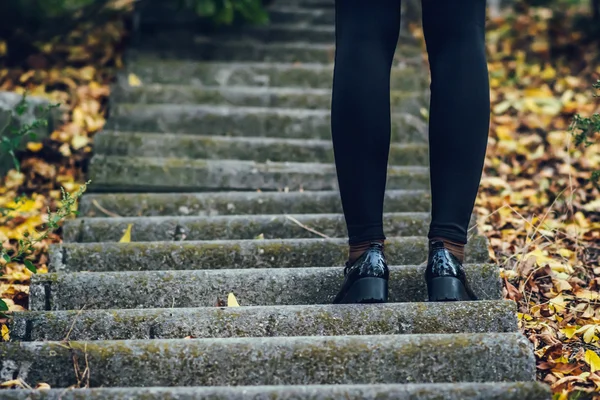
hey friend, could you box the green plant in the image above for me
[569,80,600,182]
[0,94,59,173]
[178,0,269,25]
[0,181,89,314]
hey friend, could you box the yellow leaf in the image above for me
[585,349,600,373]
[71,135,89,150]
[583,199,600,212]
[119,224,133,243]
[560,326,577,339]
[0,379,24,388]
[1,324,9,341]
[26,142,43,152]
[227,293,240,307]
[80,66,96,81]
[35,383,51,390]
[128,73,142,87]
[549,293,568,313]
[576,325,599,343]
[553,278,572,292]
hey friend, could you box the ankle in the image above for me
[430,237,465,263]
[348,240,385,265]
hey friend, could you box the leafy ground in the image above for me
[411,3,600,398]
[1,2,600,398]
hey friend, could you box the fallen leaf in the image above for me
[119,224,133,243]
[227,292,240,307]
[0,324,8,341]
[585,349,600,373]
[128,73,142,87]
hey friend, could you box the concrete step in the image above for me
[93,132,429,165]
[87,156,430,192]
[122,58,427,90]
[111,84,428,112]
[11,300,517,341]
[61,212,441,243]
[268,7,335,25]
[129,39,423,63]
[30,263,500,310]
[0,383,552,400]
[105,104,428,143]
[48,236,490,273]
[0,333,535,387]
[77,190,431,217]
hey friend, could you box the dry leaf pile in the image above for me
[0,2,599,398]
[0,5,132,338]
[419,3,600,398]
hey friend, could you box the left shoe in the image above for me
[425,240,478,302]
[332,242,389,304]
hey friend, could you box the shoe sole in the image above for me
[336,277,388,304]
[428,276,476,302]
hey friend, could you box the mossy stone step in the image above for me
[265,7,335,25]
[62,212,452,243]
[77,190,431,217]
[94,132,428,165]
[0,383,552,400]
[48,236,489,273]
[88,156,430,192]
[11,301,517,341]
[111,84,428,112]
[30,263,499,310]
[0,333,535,387]
[105,104,428,143]
[122,59,427,89]
[129,40,423,64]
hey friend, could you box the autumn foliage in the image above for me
[0,0,599,398]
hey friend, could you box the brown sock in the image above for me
[430,237,465,263]
[348,240,385,265]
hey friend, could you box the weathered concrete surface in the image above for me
[77,190,431,217]
[29,264,500,310]
[111,84,428,112]
[105,104,428,143]
[48,236,490,272]
[93,132,429,165]
[10,301,517,341]
[62,212,431,242]
[129,40,423,64]
[123,59,428,90]
[0,333,536,387]
[0,383,551,400]
[88,156,430,192]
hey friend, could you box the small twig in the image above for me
[284,215,330,239]
[92,199,121,218]
[63,306,87,342]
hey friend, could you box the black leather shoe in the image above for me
[333,242,389,304]
[425,240,477,301]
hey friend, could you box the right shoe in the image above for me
[425,240,477,302]
[332,242,389,304]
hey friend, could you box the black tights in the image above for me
[331,0,490,245]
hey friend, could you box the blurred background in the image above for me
[0,0,599,398]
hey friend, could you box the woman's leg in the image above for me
[331,0,402,262]
[421,0,490,261]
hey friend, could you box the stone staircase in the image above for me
[2,1,551,398]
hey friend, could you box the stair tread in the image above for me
[62,212,435,242]
[0,383,551,400]
[0,333,536,387]
[77,189,431,217]
[30,263,501,310]
[47,236,490,272]
[11,300,518,341]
